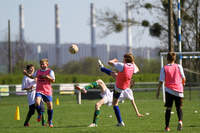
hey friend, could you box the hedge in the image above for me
[0,73,159,84]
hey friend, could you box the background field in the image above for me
[0,90,200,133]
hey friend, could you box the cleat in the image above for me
[24,123,29,127]
[165,127,170,132]
[37,115,42,122]
[177,121,183,131]
[88,123,97,127]
[98,59,104,68]
[75,85,87,93]
[116,121,125,127]
[48,121,53,128]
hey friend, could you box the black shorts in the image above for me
[165,92,183,108]
[113,90,121,99]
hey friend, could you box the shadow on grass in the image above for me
[51,124,88,128]
[0,124,88,129]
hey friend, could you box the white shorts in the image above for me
[100,88,113,106]
[119,88,134,101]
[100,88,134,106]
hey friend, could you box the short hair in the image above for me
[26,64,34,70]
[124,53,135,63]
[40,58,48,64]
[167,52,176,62]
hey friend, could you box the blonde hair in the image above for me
[40,58,48,64]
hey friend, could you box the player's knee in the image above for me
[47,102,53,110]
[35,99,41,105]
[95,103,101,109]
[96,79,103,85]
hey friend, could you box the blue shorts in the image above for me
[36,92,53,102]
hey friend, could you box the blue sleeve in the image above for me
[159,67,165,82]
[100,67,112,75]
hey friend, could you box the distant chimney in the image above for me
[55,4,60,46]
[90,3,96,57]
[19,4,24,43]
[55,4,60,66]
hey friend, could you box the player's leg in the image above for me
[98,59,113,75]
[100,67,112,75]
[96,79,107,92]
[24,104,35,126]
[89,98,105,127]
[40,101,46,126]
[75,80,99,93]
[35,93,42,122]
[175,97,183,131]
[164,92,173,131]
[112,90,124,126]
[44,94,54,128]
[122,88,143,117]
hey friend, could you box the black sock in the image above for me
[176,107,183,121]
[165,109,171,128]
[24,105,35,124]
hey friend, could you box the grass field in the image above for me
[0,90,200,133]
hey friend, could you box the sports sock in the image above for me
[92,110,100,124]
[24,105,35,124]
[176,107,183,121]
[100,67,112,75]
[47,109,53,122]
[41,111,46,125]
[24,110,33,124]
[36,105,42,116]
[85,82,98,90]
[165,108,171,128]
[113,106,122,123]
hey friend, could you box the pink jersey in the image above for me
[116,63,134,90]
[36,69,52,96]
[164,64,183,93]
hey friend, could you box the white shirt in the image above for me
[113,62,139,73]
[22,76,36,105]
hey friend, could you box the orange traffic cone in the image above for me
[56,98,60,106]
[14,106,20,120]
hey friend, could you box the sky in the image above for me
[0,0,160,48]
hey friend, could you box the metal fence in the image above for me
[0,82,200,103]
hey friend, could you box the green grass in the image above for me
[0,90,200,133]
